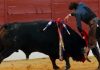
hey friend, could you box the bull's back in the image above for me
[16,20,58,43]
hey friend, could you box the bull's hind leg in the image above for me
[49,57,60,70]
[0,47,17,63]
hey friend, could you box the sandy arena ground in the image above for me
[0,56,98,70]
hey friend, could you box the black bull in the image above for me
[0,20,99,70]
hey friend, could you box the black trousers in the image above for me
[88,17,99,48]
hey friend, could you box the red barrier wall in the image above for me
[0,0,100,32]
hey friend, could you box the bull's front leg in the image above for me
[49,57,60,70]
[64,57,70,70]
[63,52,70,70]
[0,47,17,63]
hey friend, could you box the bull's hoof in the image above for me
[65,68,70,70]
[65,66,70,70]
[0,57,3,64]
[53,66,60,70]
[0,61,2,64]
[97,66,100,70]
